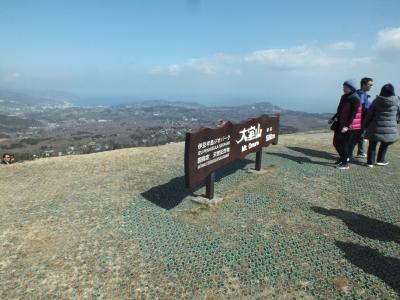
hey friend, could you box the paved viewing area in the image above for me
[1,131,399,299]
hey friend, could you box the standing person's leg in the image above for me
[349,131,361,160]
[349,136,357,160]
[376,142,393,165]
[357,131,366,156]
[344,131,358,164]
[339,132,351,165]
[367,140,378,166]
[333,131,342,161]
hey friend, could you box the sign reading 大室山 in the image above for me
[185,114,279,189]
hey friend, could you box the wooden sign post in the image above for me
[185,114,279,200]
[206,172,215,200]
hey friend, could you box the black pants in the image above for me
[333,131,359,164]
[357,131,366,155]
[367,140,393,164]
[349,131,363,158]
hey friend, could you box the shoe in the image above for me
[336,164,349,170]
[376,161,389,166]
[356,153,367,158]
[366,164,374,168]
[334,160,342,165]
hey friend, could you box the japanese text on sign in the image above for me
[184,114,280,189]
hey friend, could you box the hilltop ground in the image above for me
[1,131,399,299]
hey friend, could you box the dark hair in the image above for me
[379,83,395,97]
[360,77,373,87]
[2,153,11,159]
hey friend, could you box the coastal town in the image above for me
[0,93,330,161]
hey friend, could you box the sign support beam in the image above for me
[205,171,215,200]
[255,150,262,171]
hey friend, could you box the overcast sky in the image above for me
[1,0,400,112]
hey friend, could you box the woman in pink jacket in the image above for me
[330,80,362,170]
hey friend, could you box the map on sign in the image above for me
[185,114,280,189]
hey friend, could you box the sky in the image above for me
[1,0,400,112]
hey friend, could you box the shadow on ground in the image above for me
[285,146,366,166]
[287,146,337,160]
[141,159,253,210]
[265,146,338,166]
[311,207,400,243]
[267,151,332,166]
[336,241,400,294]
[314,207,400,294]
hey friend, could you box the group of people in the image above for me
[330,77,400,170]
[1,153,15,165]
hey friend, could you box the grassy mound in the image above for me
[1,131,399,299]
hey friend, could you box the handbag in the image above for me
[330,119,339,131]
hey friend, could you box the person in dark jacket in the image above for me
[363,83,400,167]
[330,79,362,170]
[350,77,373,158]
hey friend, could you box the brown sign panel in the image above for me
[185,114,280,189]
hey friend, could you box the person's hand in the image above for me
[341,126,348,133]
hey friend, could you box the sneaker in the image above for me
[357,153,367,158]
[376,161,389,166]
[366,164,374,168]
[334,160,342,165]
[336,164,349,170]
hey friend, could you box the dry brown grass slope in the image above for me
[1,131,399,299]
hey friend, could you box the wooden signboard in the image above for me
[184,114,280,194]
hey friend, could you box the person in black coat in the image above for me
[363,83,400,167]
